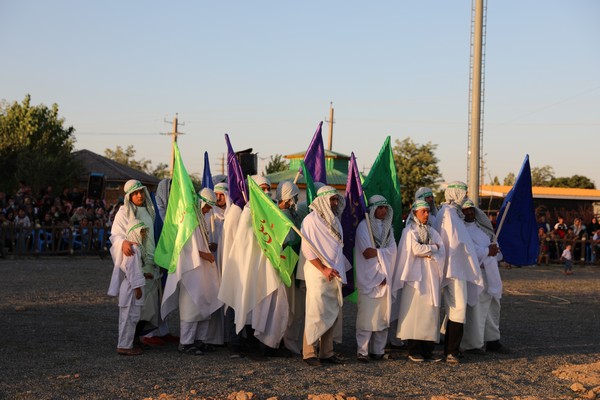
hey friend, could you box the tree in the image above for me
[0,95,80,194]
[104,145,152,173]
[491,176,501,185]
[548,175,595,189]
[503,173,516,186]
[392,137,442,211]
[531,165,555,187]
[264,154,289,174]
[104,145,169,179]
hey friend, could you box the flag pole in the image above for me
[364,213,376,247]
[293,171,301,184]
[493,201,511,243]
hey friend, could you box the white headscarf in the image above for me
[309,185,346,244]
[415,186,438,216]
[462,198,495,239]
[123,179,155,222]
[443,181,468,219]
[367,195,393,248]
[126,218,148,263]
[155,178,171,220]
[198,188,216,245]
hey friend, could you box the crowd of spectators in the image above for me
[0,182,121,254]
[537,213,600,265]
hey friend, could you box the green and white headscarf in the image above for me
[462,198,495,239]
[411,199,432,245]
[198,188,216,246]
[123,179,156,222]
[309,185,345,244]
[415,186,438,216]
[126,218,148,263]
[368,195,393,248]
[443,181,468,219]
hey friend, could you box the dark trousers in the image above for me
[444,320,464,356]
[407,339,435,358]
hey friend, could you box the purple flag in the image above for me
[201,151,214,190]
[225,134,248,208]
[341,152,367,298]
[298,121,327,184]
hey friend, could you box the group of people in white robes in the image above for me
[108,177,508,364]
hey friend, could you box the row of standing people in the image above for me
[108,178,508,365]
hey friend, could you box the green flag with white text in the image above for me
[154,143,199,273]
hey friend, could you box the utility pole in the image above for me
[161,114,185,176]
[220,153,225,175]
[325,102,335,151]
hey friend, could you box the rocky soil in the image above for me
[1,258,599,399]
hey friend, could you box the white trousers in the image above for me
[356,328,388,356]
[180,320,210,345]
[461,276,501,350]
[118,303,142,349]
[443,279,468,324]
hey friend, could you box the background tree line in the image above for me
[1,96,595,204]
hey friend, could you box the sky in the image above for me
[1,1,599,188]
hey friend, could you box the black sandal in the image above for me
[178,344,204,355]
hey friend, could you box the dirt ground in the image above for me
[0,258,599,400]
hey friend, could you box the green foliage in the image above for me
[392,137,442,211]
[264,154,289,174]
[104,145,169,179]
[0,95,80,194]
[503,166,595,189]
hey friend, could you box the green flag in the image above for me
[363,136,403,243]
[300,160,317,207]
[155,143,199,273]
[279,246,299,288]
[248,177,295,286]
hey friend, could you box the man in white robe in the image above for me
[110,180,162,346]
[355,195,397,362]
[160,188,223,355]
[460,200,509,354]
[301,186,351,367]
[218,176,290,356]
[108,219,147,356]
[433,181,483,364]
[394,200,445,362]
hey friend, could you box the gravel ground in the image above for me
[1,258,599,399]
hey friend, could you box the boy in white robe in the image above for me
[433,182,483,364]
[301,186,351,367]
[110,180,162,346]
[460,200,509,354]
[355,195,397,362]
[395,200,445,362]
[160,188,223,355]
[108,219,148,356]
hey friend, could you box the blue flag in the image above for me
[202,151,214,190]
[496,154,538,266]
[341,152,367,299]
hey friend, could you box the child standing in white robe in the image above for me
[108,220,148,356]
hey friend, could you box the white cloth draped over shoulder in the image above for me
[161,228,222,322]
[217,205,289,347]
[433,204,483,306]
[465,221,503,300]
[354,219,397,331]
[301,211,351,345]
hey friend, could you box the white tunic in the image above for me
[301,211,350,345]
[354,219,397,331]
[395,223,445,341]
[161,228,222,322]
[433,204,483,306]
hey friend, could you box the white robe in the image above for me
[301,211,350,345]
[161,228,222,322]
[108,244,146,349]
[433,204,483,306]
[110,206,160,328]
[394,223,445,341]
[217,205,289,348]
[354,219,397,332]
